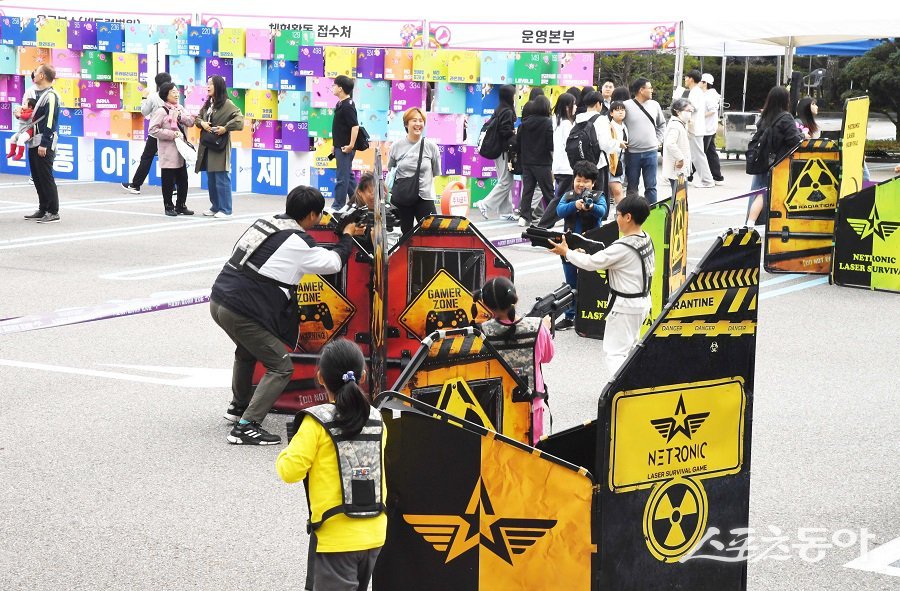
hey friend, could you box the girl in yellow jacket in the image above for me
[276,339,387,591]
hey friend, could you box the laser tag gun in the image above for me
[522,226,606,255]
[527,283,576,335]
[330,204,397,236]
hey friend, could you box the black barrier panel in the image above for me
[373,393,595,591]
[573,220,620,339]
[540,228,759,590]
[831,177,900,293]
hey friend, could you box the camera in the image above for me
[582,197,594,208]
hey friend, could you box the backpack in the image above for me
[565,114,601,168]
[354,125,371,151]
[745,124,773,175]
[478,115,505,160]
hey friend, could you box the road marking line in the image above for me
[844,535,900,578]
[0,359,230,388]
[759,277,828,300]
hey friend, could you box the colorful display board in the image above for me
[0,8,628,195]
[831,177,900,294]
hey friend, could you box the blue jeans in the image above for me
[208,171,233,215]
[562,260,578,320]
[333,149,356,209]
[624,150,659,204]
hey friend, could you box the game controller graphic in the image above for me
[425,308,469,334]
[299,302,334,330]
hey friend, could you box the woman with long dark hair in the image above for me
[476,84,517,221]
[276,338,386,591]
[745,86,803,226]
[196,75,244,218]
[794,97,820,139]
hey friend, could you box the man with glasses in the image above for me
[624,78,666,204]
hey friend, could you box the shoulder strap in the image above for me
[412,139,425,180]
[633,99,656,126]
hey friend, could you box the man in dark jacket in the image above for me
[210,186,360,445]
[21,65,61,224]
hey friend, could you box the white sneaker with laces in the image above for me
[203,210,216,216]
[213,211,231,219]
[517,217,528,227]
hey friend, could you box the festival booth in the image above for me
[575,177,688,338]
[373,226,761,590]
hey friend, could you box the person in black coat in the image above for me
[516,95,554,226]
[746,86,803,226]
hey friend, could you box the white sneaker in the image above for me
[476,203,489,219]
[517,217,528,227]
[203,210,216,216]
[213,211,232,219]
[714,180,725,186]
[500,213,518,221]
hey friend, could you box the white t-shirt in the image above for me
[552,118,573,175]
[704,88,721,136]
[688,85,706,137]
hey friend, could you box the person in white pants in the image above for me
[547,195,655,374]
[685,70,714,188]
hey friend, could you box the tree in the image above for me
[840,40,900,141]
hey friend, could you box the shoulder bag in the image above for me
[390,140,425,207]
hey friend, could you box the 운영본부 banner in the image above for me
[427,20,678,51]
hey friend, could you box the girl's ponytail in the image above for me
[318,339,370,437]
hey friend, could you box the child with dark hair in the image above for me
[605,100,629,211]
[477,277,554,444]
[7,98,37,161]
[554,160,606,330]
[277,338,386,591]
[549,195,654,374]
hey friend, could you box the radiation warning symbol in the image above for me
[642,477,708,563]
[399,269,491,339]
[785,159,839,213]
[295,274,356,353]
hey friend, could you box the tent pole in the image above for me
[776,55,782,85]
[720,55,726,117]
[742,57,749,112]
[673,21,685,91]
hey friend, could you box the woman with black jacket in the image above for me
[476,85,518,220]
[516,95,555,227]
[746,86,803,227]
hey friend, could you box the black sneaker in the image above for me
[37,213,60,224]
[24,210,45,220]
[164,208,177,216]
[175,206,194,215]
[227,421,281,445]
[223,404,247,423]
[555,318,575,331]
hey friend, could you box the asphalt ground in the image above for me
[1,159,898,590]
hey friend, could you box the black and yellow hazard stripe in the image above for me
[427,334,485,363]
[722,231,759,247]
[799,138,838,151]
[421,216,471,232]
[655,319,757,337]
[687,268,759,291]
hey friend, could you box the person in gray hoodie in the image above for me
[121,72,172,195]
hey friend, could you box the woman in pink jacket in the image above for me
[149,82,196,216]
